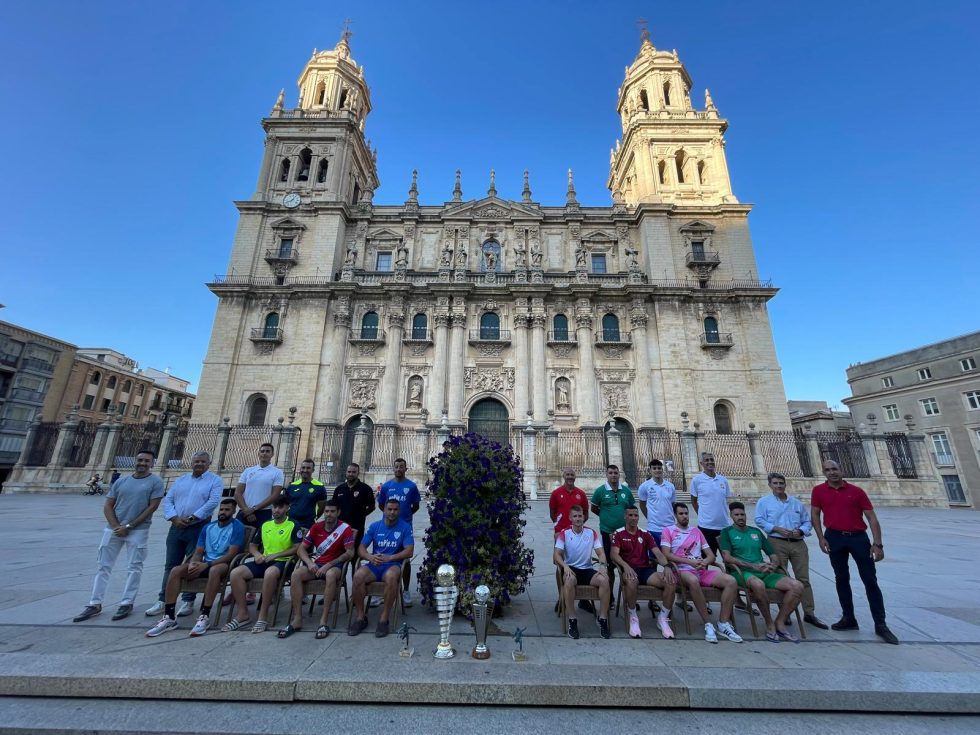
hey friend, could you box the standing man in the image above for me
[283,458,328,530]
[589,464,634,586]
[376,458,421,608]
[554,506,612,640]
[549,468,589,536]
[234,442,284,529]
[332,462,376,553]
[689,452,732,555]
[811,460,898,644]
[637,459,676,546]
[74,450,165,623]
[146,451,223,618]
[755,472,828,629]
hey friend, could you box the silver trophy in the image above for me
[471,584,494,659]
[433,563,459,659]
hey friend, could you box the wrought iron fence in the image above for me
[368,426,428,474]
[815,431,869,478]
[699,431,754,477]
[25,422,60,467]
[633,430,685,484]
[885,432,917,479]
[757,431,807,477]
[791,428,814,477]
[168,423,221,470]
[222,425,299,476]
[65,422,98,468]
[314,425,345,486]
[115,422,165,467]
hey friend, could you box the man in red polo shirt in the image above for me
[550,468,589,536]
[810,460,897,644]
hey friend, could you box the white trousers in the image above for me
[88,527,150,606]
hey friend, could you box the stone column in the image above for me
[747,424,765,477]
[522,425,538,500]
[214,418,232,472]
[544,427,559,480]
[352,414,370,468]
[83,418,110,473]
[446,314,466,423]
[512,314,530,423]
[679,428,700,489]
[575,313,599,425]
[629,300,656,427]
[320,300,352,425]
[803,426,823,478]
[906,433,938,481]
[427,314,451,418]
[530,314,548,423]
[279,408,300,477]
[379,310,405,423]
[859,429,883,477]
[98,415,125,477]
[154,415,179,473]
[645,306,666,427]
[51,407,81,468]
[872,433,897,478]
[253,136,275,197]
[14,417,42,468]
[605,422,624,470]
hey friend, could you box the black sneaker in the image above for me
[567,618,580,639]
[875,625,899,645]
[577,599,595,615]
[73,605,101,623]
[598,617,611,639]
[375,619,390,638]
[347,616,369,637]
[804,614,830,630]
[831,617,859,631]
[111,604,133,621]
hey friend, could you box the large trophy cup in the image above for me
[433,564,459,659]
[471,584,494,659]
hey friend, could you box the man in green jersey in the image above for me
[720,502,803,642]
[590,464,634,587]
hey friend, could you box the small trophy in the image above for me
[512,626,528,662]
[471,584,494,659]
[397,622,417,658]
[433,563,459,659]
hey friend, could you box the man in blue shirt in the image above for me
[349,498,414,638]
[754,472,828,629]
[145,498,245,638]
[376,458,420,608]
[146,451,223,619]
[283,458,328,529]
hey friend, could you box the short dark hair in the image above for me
[136,449,155,459]
[606,464,619,472]
[625,504,639,512]
[348,462,360,470]
[323,497,340,510]
[271,496,289,508]
[569,504,584,515]
[648,459,663,468]
[672,501,688,513]
[259,442,275,452]
[767,472,786,483]
[220,498,237,508]
[301,458,315,468]
[394,457,407,465]
[729,501,745,512]
[384,498,401,507]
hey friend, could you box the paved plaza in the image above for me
[0,491,979,721]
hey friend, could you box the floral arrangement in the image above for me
[418,432,534,618]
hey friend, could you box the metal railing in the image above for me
[595,331,632,345]
[348,328,386,342]
[250,327,283,342]
[264,246,299,262]
[546,331,577,344]
[699,431,754,477]
[685,251,720,265]
[468,329,511,342]
[404,329,433,342]
[700,332,734,347]
[932,452,955,466]
[20,357,54,374]
[757,430,808,477]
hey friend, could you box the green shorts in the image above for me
[730,568,785,589]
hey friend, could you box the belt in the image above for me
[772,537,802,542]
[826,529,864,536]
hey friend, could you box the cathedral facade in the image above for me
[195,32,791,481]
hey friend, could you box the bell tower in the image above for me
[608,30,735,206]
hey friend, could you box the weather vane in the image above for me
[341,18,353,43]
[637,17,650,42]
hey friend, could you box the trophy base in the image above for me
[471,647,491,660]
[399,647,415,658]
[512,650,528,662]
[433,645,456,659]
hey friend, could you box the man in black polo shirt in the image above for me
[332,462,376,551]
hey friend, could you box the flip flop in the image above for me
[222,618,248,632]
[315,625,330,640]
[765,631,780,643]
[277,624,300,639]
[251,620,268,634]
[776,629,800,643]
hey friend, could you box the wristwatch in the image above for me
[872,543,883,549]
[125,523,132,530]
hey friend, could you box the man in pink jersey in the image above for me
[554,505,611,640]
[661,502,742,643]
[611,505,677,639]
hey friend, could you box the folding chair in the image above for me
[180,525,254,626]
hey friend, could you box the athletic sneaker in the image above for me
[176,600,195,618]
[368,596,381,608]
[628,610,641,639]
[189,614,210,637]
[704,622,718,643]
[717,621,743,643]
[657,612,675,640]
[597,617,611,639]
[402,590,412,608]
[145,601,164,616]
[145,616,178,638]
[567,618,580,639]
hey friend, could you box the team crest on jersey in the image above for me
[750,533,758,540]
[394,531,402,539]
[308,488,314,493]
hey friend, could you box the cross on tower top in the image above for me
[637,17,650,43]
[341,18,353,44]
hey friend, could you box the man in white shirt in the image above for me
[554,506,611,640]
[637,459,676,546]
[690,452,732,555]
[234,443,285,528]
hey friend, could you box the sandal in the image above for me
[222,618,248,632]
[315,624,330,639]
[776,629,800,643]
[277,624,300,639]
[251,620,268,634]
[765,631,780,643]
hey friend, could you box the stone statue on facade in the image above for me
[484,249,497,272]
[344,244,357,266]
[396,243,409,268]
[556,380,571,410]
[440,242,452,268]
[455,245,467,268]
[530,240,542,268]
[407,377,423,408]
[575,243,587,269]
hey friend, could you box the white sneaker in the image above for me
[145,601,164,616]
[628,610,641,638]
[402,590,412,608]
[189,614,210,637]
[176,600,195,618]
[369,596,381,608]
[145,616,178,637]
[657,612,675,640]
[704,622,718,643]
[717,621,743,643]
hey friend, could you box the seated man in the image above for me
[720,501,804,643]
[554,505,612,640]
[279,498,355,639]
[348,498,414,638]
[145,498,245,638]
[661,502,743,643]
[225,496,303,633]
[611,505,677,639]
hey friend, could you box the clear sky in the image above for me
[2,1,978,410]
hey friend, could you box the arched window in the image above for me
[411,313,428,340]
[360,311,379,339]
[297,148,312,182]
[351,181,361,206]
[697,160,707,185]
[714,402,733,434]
[663,81,672,107]
[675,150,686,184]
[553,314,569,341]
[601,313,620,342]
[107,376,117,390]
[316,158,328,183]
[479,312,500,340]
[315,81,326,106]
[639,89,649,111]
[658,160,667,185]
[263,312,280,339]
[703,316,720,344]
[247,394,268,426]
[137,384,144,396]
[339,88,349,109]
[278,158,290,183]
[89,371,101,386]
[122,380,132,393]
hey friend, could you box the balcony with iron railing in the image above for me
[594,331,632,346]
[700,332,734,348]
[546,331,578,346]
[685,250,721,267]
[9,387,44,403]
[468,329,512,345]
[0,352,20,368]
[0,419,31,433]
[250,327,283,344]
[932,452,955,467]
[264,246,299,265]
[20,357,54,374]
[348,328,386,344]
[403,329,433,345]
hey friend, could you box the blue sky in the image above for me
[2,1,978,410]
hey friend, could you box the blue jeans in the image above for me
[159,522,205,602]
[826,530,886,625]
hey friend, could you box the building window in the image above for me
[882,376,894,388]
[703,316,720,344]
[663,81,672,107]
[106,376,117,390]
[918,367,932,380]
[263,312,280,339]
[131,405,139,418]
[278,238,294,258]
[360,311,379,340]
[351,181,361,205]
[297,148,312,182]
[961,357,977,372]
[101,398,111,413]
[920,397,940,416]
[122,380,132,393]
[639,89,649,111]
[479,312,500,340]
[657,160,667,185]
[376,252,392,271]
[90,372,101,385]
[931,431,951,455]
[82,395,94,410]
[138,384,145,397]
[316,159,328,183]
[883,404,900,421]
[965,391,980,410]
[713,402,733,434]
[118,401,127,415]
[601,313,620,342]
[942,475,967,504]
[674,150,686,183]
[591,254,607,274]
[411,313,427,340]
[278,158,290,183]
[246,394,268,426]
[553,314,569,341]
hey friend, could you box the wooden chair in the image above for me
[348,562,403,629]
[674,576,734,636]
[180,525,255,626]
[615,580,669,636]
[731,572,807,640]
[555,565,601,633]
[305,561,351,628]
[223,527,308,628]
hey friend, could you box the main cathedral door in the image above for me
[467,398,509,447]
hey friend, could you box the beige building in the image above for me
[195,32,792,484]
[788,400,854,433]
[844,331,980,507]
